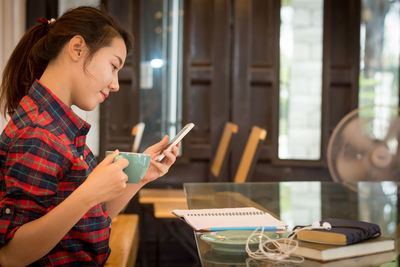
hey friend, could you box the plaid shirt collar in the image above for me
[29,80,91,141]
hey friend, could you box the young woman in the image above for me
[0,6,179,266]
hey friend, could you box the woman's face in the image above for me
[72,37,127,111]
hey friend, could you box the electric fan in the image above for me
[327,105,400,182]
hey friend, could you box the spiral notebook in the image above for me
[172,207,287,232]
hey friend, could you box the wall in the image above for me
[0,0,26,131]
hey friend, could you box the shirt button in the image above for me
[80,155,83,160]
[5,208,11,215]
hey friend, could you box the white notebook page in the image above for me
[172,207,287,231]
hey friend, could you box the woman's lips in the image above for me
[100,92,108,102]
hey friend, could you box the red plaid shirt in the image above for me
[0,81,111,266]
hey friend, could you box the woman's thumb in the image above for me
[98,149,119,167]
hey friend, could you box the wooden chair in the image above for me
[105,214,140,267]
[139,122,239,218]
[210,122,239,179]
[131,122,145,153]
[234,126,267,183]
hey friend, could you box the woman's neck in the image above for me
[39,60,72,107]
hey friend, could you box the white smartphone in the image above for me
[156,123,195,161]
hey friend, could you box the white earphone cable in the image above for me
[245,221,332,263]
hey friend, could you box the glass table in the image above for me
[183,182,399,266]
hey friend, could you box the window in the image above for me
[359,0,399,107]
[279,0,324,160]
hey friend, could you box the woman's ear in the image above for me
[68,35,87,62]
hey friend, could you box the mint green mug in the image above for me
[106,151,150,184]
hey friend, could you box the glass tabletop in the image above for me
[183,182,399,266]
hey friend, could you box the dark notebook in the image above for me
[296,218,381,245]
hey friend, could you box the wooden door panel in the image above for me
[231,0,279,175]
[250,0,276,67]
[321,0,360,161]
[328,85,356,133]
[182,0,231,177]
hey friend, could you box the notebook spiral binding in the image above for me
[187,211,266,216]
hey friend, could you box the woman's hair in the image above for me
[0,6,133,117]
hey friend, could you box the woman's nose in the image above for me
[109,74,120,92]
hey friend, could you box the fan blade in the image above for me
[342,118,373,152]
[336,155,368,182]
[384,117,400,142]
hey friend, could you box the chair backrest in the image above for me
[131,122,145,152]
[210,122,239,179]
[234,126,267,183]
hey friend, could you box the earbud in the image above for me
[311,221,332,230]
[322,222,332,230]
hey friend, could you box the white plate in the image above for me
[200,230,277,254]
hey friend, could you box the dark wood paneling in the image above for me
[182,0,232,181]
[26,0,58,29]
[250,68,275,84]
[250,84,273,148]
[231,0,251,174]
[209,0,232,180]
[321,0,360,164]
[250,0,276,67]
[103,0,134,33]
[232,0,279,176]
[329,2,359,69]
[328,85,355,133]
[189,0,213,62]
[187,83,211,146]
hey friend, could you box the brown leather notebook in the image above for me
[296,218,381,245]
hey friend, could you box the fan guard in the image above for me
[327,105,400,182]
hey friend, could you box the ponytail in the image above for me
[0,23,49,117]
[0,6,133,117]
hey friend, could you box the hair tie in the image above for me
[36,17,56,25]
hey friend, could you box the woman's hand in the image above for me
[140,136,180,185]
[78,150,129,207]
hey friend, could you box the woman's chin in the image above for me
[74,103,98,112]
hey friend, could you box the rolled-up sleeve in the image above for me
[0,133,63,246]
